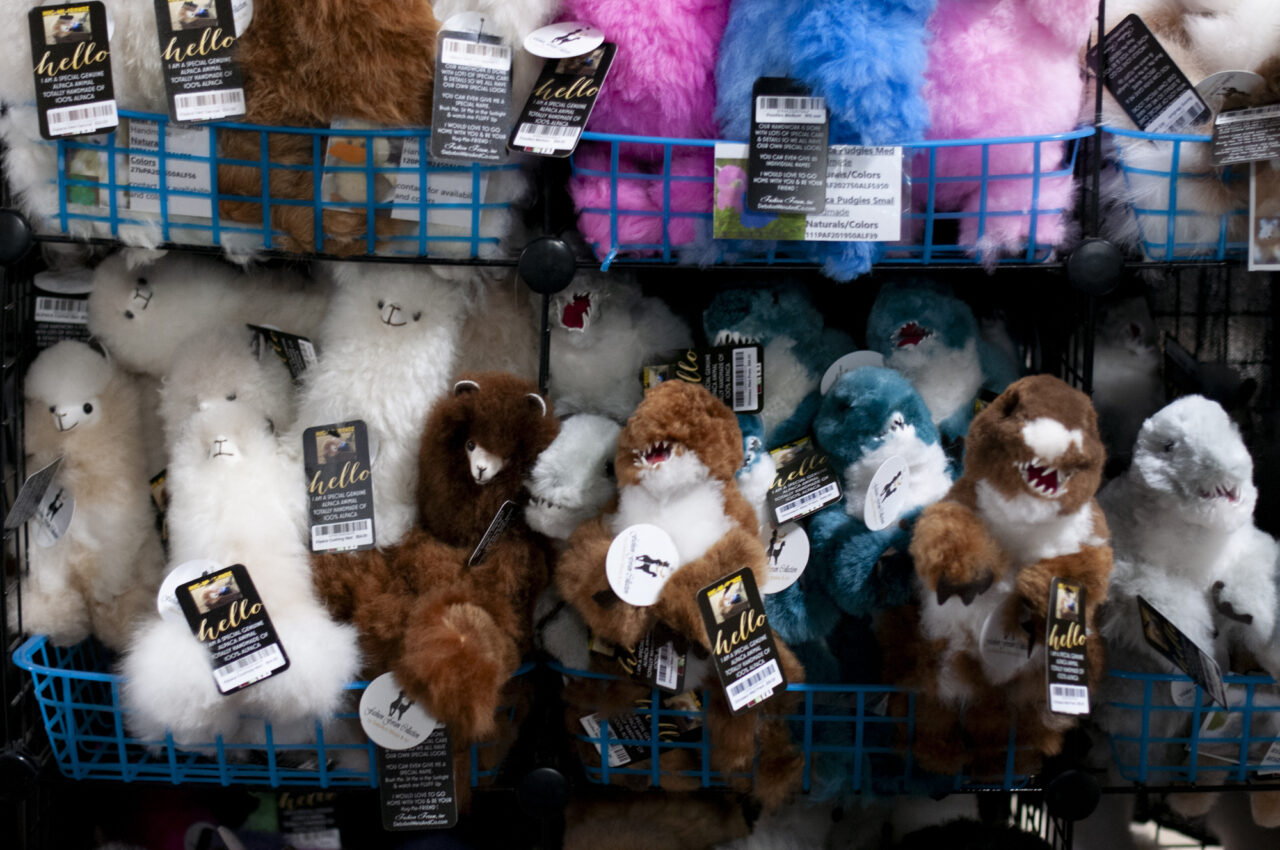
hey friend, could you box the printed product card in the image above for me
[864,456,909,531]
[277,791,341,850]
[578,690,703,768]
[1095,14,1209,134]
[63,134,110,208]
[377,727,457,830]
[1190,681,1280,775]
[430,29,512,164]
[28,3,118,139]
[1250,160,1280,272]
[508,43,615,157]
[1046,578,1090,715]
[4,457,63,531]
[321,120,403,214]
[748,78,828,214]
[606,523,680,607]
[152,0,245,123]
[1137,595,1228,708]
[33,268,92,349]
[641,345,764,414]
[389,137,491,229]
[304,421,376,552]
[698,569,786,714]
[468,499,518,567]
[591,623,688,694]
[715,143,903,242]
[766,440,842,526]
[248,323,316,383]
[176,563,290,694]
[1212,105,1280,166]
[760,521,808,595]
[127,119,213,217]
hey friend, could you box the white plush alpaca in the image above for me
[15,341,164,650]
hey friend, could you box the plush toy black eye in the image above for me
[377,300,385,309]
[82,403,93,414]
[136,277,147,286]
[413,312,421,321]
[605,459,615,478]
[124,310,135,320]
[466,439,476,451]
[48,405,55,413]
[1164,440,1175,452]
[226,393,237,401]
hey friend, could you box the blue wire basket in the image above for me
[1102,125,1248,262]
[568,128,1093,269]
[13,634,532,788]
[52,110,522,257]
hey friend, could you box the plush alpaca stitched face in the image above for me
[24,341,114,442]
[526,414,621,540]
[172,402,276,471]
[615,380,742,494]
[452,379,550,486]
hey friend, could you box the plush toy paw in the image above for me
[18,586,92,647]
[910,502,1005,606]
[1211,580,1256,626]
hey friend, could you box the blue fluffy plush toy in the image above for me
[808,366,955,618]
[866,280,1021,443]
[714,0,936,280]
[702,284,855,449]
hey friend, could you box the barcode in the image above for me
[47,100,118,137]
[756,95,826,124]
[311,518,374,550]
[442,37,512,71]
[35,296,89,325]
[299,339,318,370]
[579,714,631,768]
[726,659,783,711]
[775,482,840,524]
[512,122,580,153]
[654,642,677,691]
[174,88,245,122]
[1148,89,1208,134]
[213,643,286,691]
[731,346,758,412]
[1049,683,1090,715]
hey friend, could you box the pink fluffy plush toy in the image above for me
[919,0,1098,262]
[563,0,729,259]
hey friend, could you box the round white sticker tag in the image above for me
[524,22,605,58]
[359,672,437,750]
[1169,678,1198,708]
[864,456,909,531]
[760,522,809,595]
[33,484,73,549]
[820,351,885,396]
[606,524,680,607]
[1196,71,1264,114]
[231,0,253,35]
[979,602,1035,684]
[157,559,224,626]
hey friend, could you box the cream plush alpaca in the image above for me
[15,342,164,650]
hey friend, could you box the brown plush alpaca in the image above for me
[556,380,805,809]
[312,372,558,745]
[888,375,1112,775]
[218,0,439,254]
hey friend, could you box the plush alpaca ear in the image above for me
[454,380,480,396]
[995,387,1021,418]
[527,393,547,417]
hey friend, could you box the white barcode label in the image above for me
[775,482,840,524]
[311,518,374,550]
[512,122,580,153]
[47,100,118,137]
[725,659,783,712]
[1148,88,1208,135]
[731,346,759,412]
[213,643,286,691]
[755,95,826,124]
[174,89,246,122]
[442,37,513,71]
[299,339,318,371]
[654,642,678,692]
[579,713,630,768]
[35,296,89,325]
[1049,683,1090,715]
[283,831,341,850]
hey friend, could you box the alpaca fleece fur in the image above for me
[312,372,558,743]
[454,270,541,382]
[896,375,1112,774]
[17,342,164,650]
[526,413,622,543]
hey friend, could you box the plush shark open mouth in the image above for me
[561,293,592,330]
[634,440,675,468]
[894,322,932,348]
[1199,483,1241,503]
[1016,458,1070,498]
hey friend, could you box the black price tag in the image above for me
[152,0,246,123]
[765,443,842,526]
[593,624,688,694]
[27,2,118,139]
[468,499,518,566]
[304,421,376,553]
[4,458,63,531]
[508,43,615,158]
[248,323,317,384]
[747,77,828,214]
[579,690,704,768]
[176,563,290,694]
[1212,105,1280,166]
[1137,595,1228,708]
[642,345,764,414]
[377,727,458,831]
[1094,14,1209,134]
[1046,578,1090,715]
[698,568,786,715]
[430,30,512,164]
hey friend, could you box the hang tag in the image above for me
[606,523,680,607]
[642,345,764,414]
[766,443,841,526]
[748,78,828,215]
[230,0,251,34]
[152,0,245,123]
[359,672,437,750]
[979,598,1036,684]
[277,791,340,850]
[1093,14,1209,134]
[28,3,118,139]
[32,483,74,548]
[820,351,884,395]
[760,522,808,595]
[156,558,219,626]
[578,690,703,768]
[1190,681,1280,771]
[1212,105,1280,166]
[468,499,518,567]
[4,458,63,532]
[1197,71,1265,115]
[633,623,688,694]
[430,30,512,164]
[248,323,317,383]
[1170,678,1197,708]
[303,421,376,552]
[389,139,491,228]
[1137,595,1228,708]
[1046,578,1090,715]
[377,727,457,831]
[523,21,604,59]
[864,456,909,531]
[699,569,786,714]
[507,43,616,157]
[127,120,214,217]
[176,563,290,694]
[150,468,169,548]
[33,269,92,348]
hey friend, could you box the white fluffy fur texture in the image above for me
[121,400,360,747]
[1092,298,1165,464]
[885,337,983,432]
[17,341,164,650]
[526,413,621,542]
[88,252,329,376]
[548,273,693,420]
[454,268,540,381]
[288,262,475,547]
[611,450,732,568]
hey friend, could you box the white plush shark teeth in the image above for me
[528,494,568,511]
[1199,483,1241,503]
[714,330,760,347]
[1016,457,1070,498]
[633,440,675,467]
